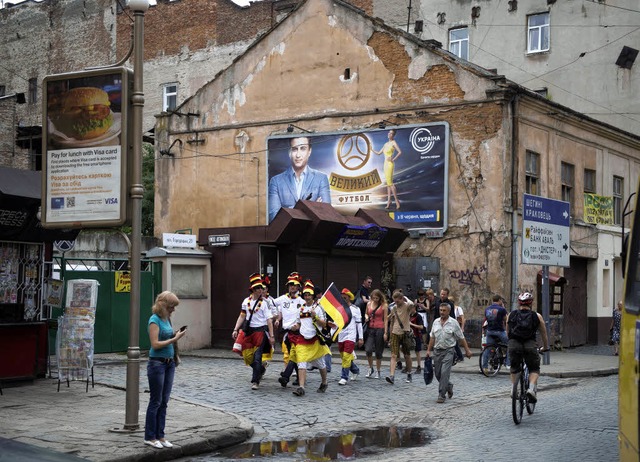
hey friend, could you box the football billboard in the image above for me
[267,122,449,234]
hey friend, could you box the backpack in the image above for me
[508,309,539,341]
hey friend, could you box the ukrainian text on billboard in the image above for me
[267,123,449,230]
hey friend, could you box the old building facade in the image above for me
[156,0,640,346]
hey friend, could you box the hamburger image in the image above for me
[52,87,114,140]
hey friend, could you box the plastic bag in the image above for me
[423,356,434,385]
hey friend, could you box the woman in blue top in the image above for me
[144,291,186,449]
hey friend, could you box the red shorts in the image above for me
[338,340,355,354]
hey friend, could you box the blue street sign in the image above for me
[522,194,571,267]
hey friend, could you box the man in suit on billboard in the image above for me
[268,136,331,222]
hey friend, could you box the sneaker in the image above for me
[415,366,422,373]
[338,378,348,385]
[374,371,381,379]
[483,368,490,375]
[405,374,412,383]
[144,440,163,449]
[293,387,305,396]
[397,361,403,369]
[365,368,375,378]
[159,440,173,448]
[447,384,454,399]
[278,376,289,388]
[317,383,328,393]
[526,388,537,403]
[385,376,395,385]
[251,382,259,390]
[436,395,446,403]
[350,372,359,381]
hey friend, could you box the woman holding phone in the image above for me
[144,291,186,449]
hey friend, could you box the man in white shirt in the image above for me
[426,303,472,403]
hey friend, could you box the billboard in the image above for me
[41,68,132,228]
[267,122,449,232]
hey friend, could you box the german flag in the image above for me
[319,282,352,330]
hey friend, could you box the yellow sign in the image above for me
[584,193,614,225]
[115,271,131,293]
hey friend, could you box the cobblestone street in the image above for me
[93,355,617,462]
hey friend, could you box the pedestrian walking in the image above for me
[289,281,331,396]
[610,300,622,356]
[144,291,186,449]
[364,289,388,379]
[426,302,472,403]
[385,289,414,384]
[337,288,363,385]
[231,273,275,390]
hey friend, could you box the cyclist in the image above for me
[507,292,549,403]
[482,294,509,372]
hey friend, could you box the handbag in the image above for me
[423,356,434,385]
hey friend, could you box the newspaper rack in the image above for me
[55,279,99,392]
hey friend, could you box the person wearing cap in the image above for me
[288,280,330,396]
[231,273,275,390]
[337,288,364,385]
[274,272,304,387]
[315,285,334,373]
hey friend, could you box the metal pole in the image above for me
[123,2,147,431]
[541,265,550,365]
[406,0,412,33]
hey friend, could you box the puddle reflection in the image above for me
[216,426,430,460]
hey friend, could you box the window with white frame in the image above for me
[561,162,574,208]
[162,83,177,112]
[525,150,540,195]
[449,28,469,60]
[613,176,624,225]
[527,12,550,53]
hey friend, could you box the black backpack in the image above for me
[508,309,539,341]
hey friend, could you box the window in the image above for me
[449,28,469,60]
[561,162,574,206]
[525,150,540,195]
[527,12,550,53]
[613,176,624,225]
[28,78,37,104]
[162,83,177,112]
[584,169,596,193]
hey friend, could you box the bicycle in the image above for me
[479,342,508,377]
[512,348,547,425]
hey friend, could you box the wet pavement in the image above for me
[0,345,619,461]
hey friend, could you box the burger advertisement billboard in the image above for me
[267,122,449,235]
[41,68,131,228]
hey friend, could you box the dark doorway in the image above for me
[562,258,588,347]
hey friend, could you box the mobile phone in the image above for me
[179,325,187,332]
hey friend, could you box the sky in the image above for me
[0,0,257,8]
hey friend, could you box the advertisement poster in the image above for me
[42,68,129,227]
[267,123,449,232]
[584,193,614,225]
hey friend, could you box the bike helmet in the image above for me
[518,292,534,305]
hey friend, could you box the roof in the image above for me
[0,166,41,200]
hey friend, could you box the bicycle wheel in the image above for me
[481,347,500,377]
[525,367,536,414]
[512,372,524,424]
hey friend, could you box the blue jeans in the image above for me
[145,359,176,441]
[341,361,360,380]
[482,330,509,368]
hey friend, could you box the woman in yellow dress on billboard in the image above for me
[373,129,402,209]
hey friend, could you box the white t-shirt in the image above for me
[299,302,326,340]
[274,293,304,330]
[338,305,363,343]
[455,305,464,318]
[241,296,271,328]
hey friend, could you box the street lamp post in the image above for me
[123,0,149,431]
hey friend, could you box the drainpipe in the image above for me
[510,94,519,310]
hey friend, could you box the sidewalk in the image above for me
[0,346,618,462]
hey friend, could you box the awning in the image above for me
[537,270,567,285]
[0,167,79,243]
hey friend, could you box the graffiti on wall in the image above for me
[450,264,487,286]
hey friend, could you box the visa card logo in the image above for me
[105,198,118,205]
[51,197,64,209]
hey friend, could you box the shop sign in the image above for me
[334,223,387,249]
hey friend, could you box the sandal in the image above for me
[293,387,305,396]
